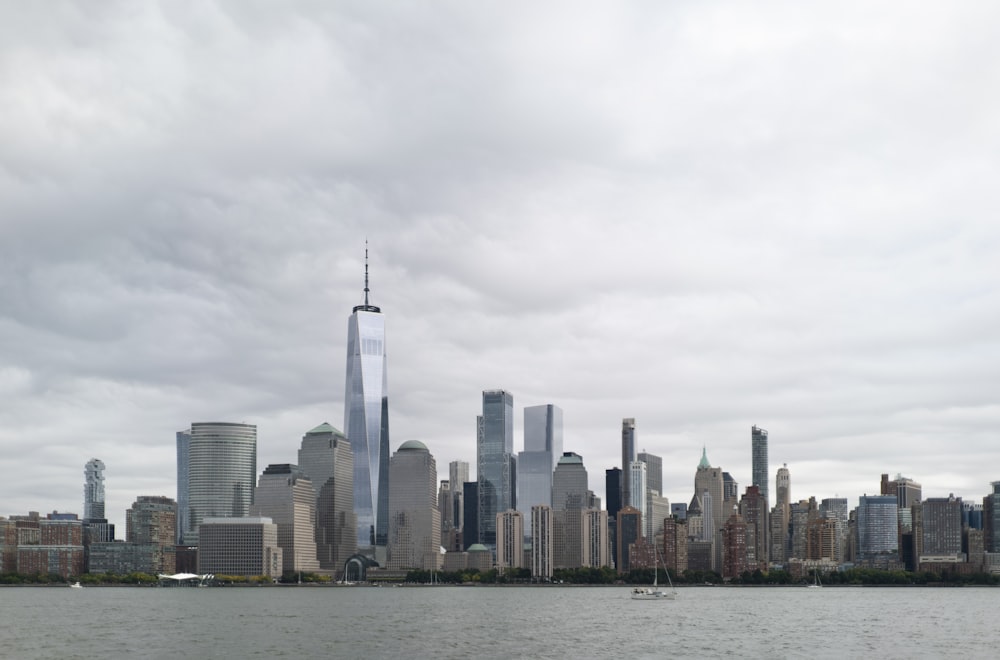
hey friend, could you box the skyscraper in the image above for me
[298,423,356,573]
[386,440,440,571]
[478,389,514,550]
[751,425,768,505]
[531,505,553,580]
[181,422,257,545]
[84,459,106,521]
[857,494,899,558]
[344,249,390,556]
[880,473,922,509]
[920,495,963,558]
[517,404,563,524]
[449,461,469,538]
[621,418,636,507]
[552,452,588,568]
[496,509,525,573]
[251,464,322,575]
[175,431,191,545]
[629,460,648,538]
[637,451,662,497]
[694,448,724,571]
[984,482,1000,553]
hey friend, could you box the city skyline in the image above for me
[3,4,1000,529]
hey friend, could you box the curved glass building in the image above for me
[182,422,257,545]
[344,255,390,555]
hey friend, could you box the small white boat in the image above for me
[631,547,677,601]
[69,581,83,589]
[807,570,822,589]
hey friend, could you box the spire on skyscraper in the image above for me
[698,446,711,469]
[354,241,381,313]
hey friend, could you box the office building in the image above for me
[552,452,588,568]
[739,485,768,571]
[496,509,524,573]
[629,461,648,539]
[180,422,257,546]
[344,249,390,555]
[820,497,849,563]
[662,517,688,573]
[920,495,963,558]
[616,506,642,573]
[197,517,282,578]
[477,389,515,549]
[517,404,563,525]
[251,464,321,575]
[722,511,749,578]
[84,458,106,521]
[637,451,662,497]
[387,441,440,571]
[582,509,609,568]
[126,496,176,547]
[881,473,922,509]
[449,461,470,536]
[775,464,791,533]
[857,495,899,557]
[984,482,1000,553]
[694,448,724,571]
[621,418,636,507]
[531,505,553,580]
[751,426,768,505]
[646,491,670,543]
[463,481,479,550]
[298,422,356,572]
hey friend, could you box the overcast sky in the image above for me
[3,2,999,530]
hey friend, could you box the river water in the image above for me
[1,584,995,659]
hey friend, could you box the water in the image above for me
[1,585,995,659]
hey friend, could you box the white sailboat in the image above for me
[631,548,677,601]
[807,569,822,588]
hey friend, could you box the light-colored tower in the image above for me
[84,458,106,521]
[251,464,321,575]
[298,423,356,573]
[637,451,662,497]
[694,448,725,571]
[552,452,588,568]
[530,505,553,580]
[478,389,514,550]
[344,248,390,556]
[629,460,648,539]
[387,441,440,571]
[496,509,525,573]
[126,496,176,546]
[751,426,768,505]
[582,509,609,568]
[621,418,636,507]
[183,422,257,545]
[774,463,791,560]
[517,404,564,528]
[449,460,469,539]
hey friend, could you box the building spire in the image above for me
[364,239,370,307]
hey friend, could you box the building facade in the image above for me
[496,509,524,573]
[637,451,662,497]
[84,458,106,521]
[552,452,588,568]
[387,440,440,571]
[251,464,321,575]
[621,418,636,507]
[180,422,257,545]
[297,422,356,572]
[516,404,563,528]
[175,430,191,545]
[531,505,553,580]
[857,495,899,558]
[477,389,515,550]
[197,517,282,578]
[751,426,768,505]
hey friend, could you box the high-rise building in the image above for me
[175,431,191,545]
[478,389,515,550]
[84,459,106,521]
[530,505,553,580]
[582,509,609,568]
[126,496,176,547]
[344,249,390,556]
[449,461,470,536]
[517,404,563,526]
[616,506,642,574]
[805,517,837,561]
[462,481,479,550]
[881,473,922,509]
[181,422,257,545]
[496,509,524,573]
[738,485,768,571]
[629,461,648,538]
[776,463,791,530]
[297,423,356,573]
[722,510,749,578]
[637,452,662,497]
[552,452,588,568]
[387,440,440,571]
[751,426,768,505]
[694,448,724,571]
[646,491,671,543]
[920,495,963,558]
[621,419,636,507]
[984,482,1000,553]
[857,495,899,558]
[605,468,622,520]
[820,497,849,563]
[662,517,688,573]
[251,464,321,575]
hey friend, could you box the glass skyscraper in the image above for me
[182,421,257,545]
[84,458,106,521]
[477,389,514,549]
[621,418,636,507]
[517,404,563,526]
[175,431,191,545]
[857,494,899,557]
[344,255,390,555]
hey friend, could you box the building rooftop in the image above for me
[398,440,428,452]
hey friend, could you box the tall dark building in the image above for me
[616,505,642,574]
[621,418,636,507]
[606,467,622,568]
[751,425,768,505]
[984,482,1000,553]
[462,481,479,551]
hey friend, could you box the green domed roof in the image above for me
[306,422,344,436]
[467,543,489,553]
[697,446,711,469]
[398,439,428,451]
